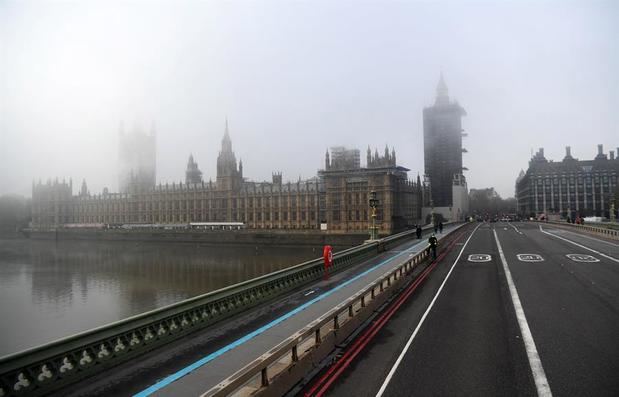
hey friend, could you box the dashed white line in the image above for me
[539,225,619,264]
[508,221,523,234]
[493,229,552,397]
[375,223,482,397]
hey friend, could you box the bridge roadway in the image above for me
[57,224,460,397]
[320,222,619,397]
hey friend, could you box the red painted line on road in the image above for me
[304,228,469,397]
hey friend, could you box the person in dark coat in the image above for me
[439,222,443,233]
[416,225,422,239]
[428,233,438,260]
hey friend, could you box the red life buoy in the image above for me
[323,245,333,268]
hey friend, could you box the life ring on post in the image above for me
[323,245,333,268]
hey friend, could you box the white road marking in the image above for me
[375,224,482,397]
[516,254,544,262]
[539,225,619,264]
[468,254,492,262]
[551,228,619,248]
[508,221,523,234]
[494,229,552,397]
[304,290,315,296]
[565,254,600,263]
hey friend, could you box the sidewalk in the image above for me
[141,226,459,397]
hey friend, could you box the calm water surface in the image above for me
[0,238,319,356]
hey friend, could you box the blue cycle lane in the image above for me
[137,225,460,397]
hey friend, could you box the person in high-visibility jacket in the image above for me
[428,233,438,260]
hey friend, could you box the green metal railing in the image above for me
[0,224,443,397]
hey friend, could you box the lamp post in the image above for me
[369,190,379,240]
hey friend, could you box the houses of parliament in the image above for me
[32,121,426,235]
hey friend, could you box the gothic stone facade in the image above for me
[32,127,423,234]
[516,145,619,218]
[320,146,423,234]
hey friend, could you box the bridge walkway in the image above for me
[141,225,460,396]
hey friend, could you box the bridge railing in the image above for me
[542,220,619,240]
[0,223,442,397]
[201,223,465,397]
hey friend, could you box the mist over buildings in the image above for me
[1,0,617,199]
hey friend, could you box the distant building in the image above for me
[33,123,425,234]
[516,145,619,219]
[320,146,424,233]
[422,74,469,220]
[118,122,156,193]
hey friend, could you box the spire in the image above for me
[221,118,232,153]
[325,148,330,169]
[80,179,88,196]
[435,72,450,105]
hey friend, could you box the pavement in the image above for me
[56,225,460,397]
[325,222,619,397]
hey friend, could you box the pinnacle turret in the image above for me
[435,72,450,105]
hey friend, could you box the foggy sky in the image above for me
[1,0,617,199]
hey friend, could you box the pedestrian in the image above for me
[438,221,443,233]
[428,233,438,260]
[434,223,438,234]
[416,225,422,239]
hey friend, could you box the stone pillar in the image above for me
[534,180,539,213]
[591,177,596,212]
[566,179,570,212]
[558,179,563,214]
[542,179,547,214]
[583,178,587,211]
[550,179,555,213]
[600,178,604,214]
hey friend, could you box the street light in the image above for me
[369,190,379,240]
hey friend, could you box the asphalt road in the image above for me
[325,222,619,397]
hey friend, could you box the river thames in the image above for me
[0,238,319,356]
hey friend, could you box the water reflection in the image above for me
[0,239,318,356]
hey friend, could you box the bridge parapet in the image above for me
[542,221,619,240]
[0,224,444,397]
